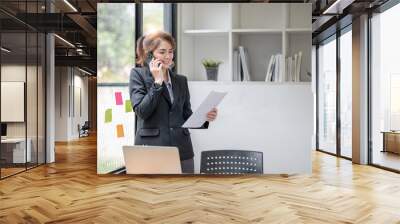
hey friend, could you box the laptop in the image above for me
[123,146,182,174]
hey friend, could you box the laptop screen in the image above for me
[1,123,7,137]
[123,146,182,174]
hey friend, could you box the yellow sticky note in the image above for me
[125,100,133,112]
[116,124,124,138]
[105,108,112,123]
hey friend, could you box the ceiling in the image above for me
[0,0,390,75]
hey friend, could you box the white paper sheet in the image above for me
[182,91,227,128]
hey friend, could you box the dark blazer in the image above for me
[129,66,208,160]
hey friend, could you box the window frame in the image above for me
[315,23,353,161]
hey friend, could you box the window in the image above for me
[371,2,400,171]
[143,3,165,35]
[97,3,135,83]
[339,28,352,158]
[390,74,400,130]
[318,36,337,154]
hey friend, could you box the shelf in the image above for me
[188,81,311,85]
[183,29,229,36]
[232,29,282,34]
[184,29,283,35]
[285,28,312,33]
[178,3,311,82]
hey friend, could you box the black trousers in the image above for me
[180,158,194,173]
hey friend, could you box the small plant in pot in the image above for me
[202,58,222,81]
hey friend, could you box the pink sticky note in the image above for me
[115,92,123,105]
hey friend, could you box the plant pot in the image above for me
[205,67,219,81]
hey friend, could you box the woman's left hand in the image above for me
[206,108,218,122]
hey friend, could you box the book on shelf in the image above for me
[233,50,239,81]
[296,51,302,82]
[238,46,251,81]
[272,54,278,82]
[279,54,285,82]
[265,55,275,82]
[293,57,296,81]
[287,56,292,82]
[265,51,303,83]
[233,46,251,81]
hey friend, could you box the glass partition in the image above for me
[317,36,337,155]
[27,30,38,169]
[1,30,28,177]
[0,1,46,179]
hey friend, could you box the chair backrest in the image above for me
[82,121,90,129]
[200,150,263,174]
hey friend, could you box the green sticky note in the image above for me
[105,108,112,123]
[125,100,133,113]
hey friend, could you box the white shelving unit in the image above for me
[177,3,312,82]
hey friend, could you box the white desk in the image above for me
[1,138,31,163]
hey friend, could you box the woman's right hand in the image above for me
[149,58,164,84]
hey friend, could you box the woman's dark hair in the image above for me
[136,31,176,66]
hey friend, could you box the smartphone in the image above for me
[146,52,154,65]
[146,52,159,66]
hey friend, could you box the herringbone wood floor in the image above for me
[1,134,400,224]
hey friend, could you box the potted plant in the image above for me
[202,58,222,81]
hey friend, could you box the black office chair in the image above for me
[78,121,90,138]
[200,150,263,174]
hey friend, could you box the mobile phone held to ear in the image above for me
[146,52,154,64]
[147,52,162,68]
[145,52,153,66]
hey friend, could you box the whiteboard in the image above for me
[1,82,25,122]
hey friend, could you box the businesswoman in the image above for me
[129,31,217,173]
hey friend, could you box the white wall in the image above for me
[188,82,313,174]
[71,73,89,138]
[55,67,69,141]
[55,67,89,141]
